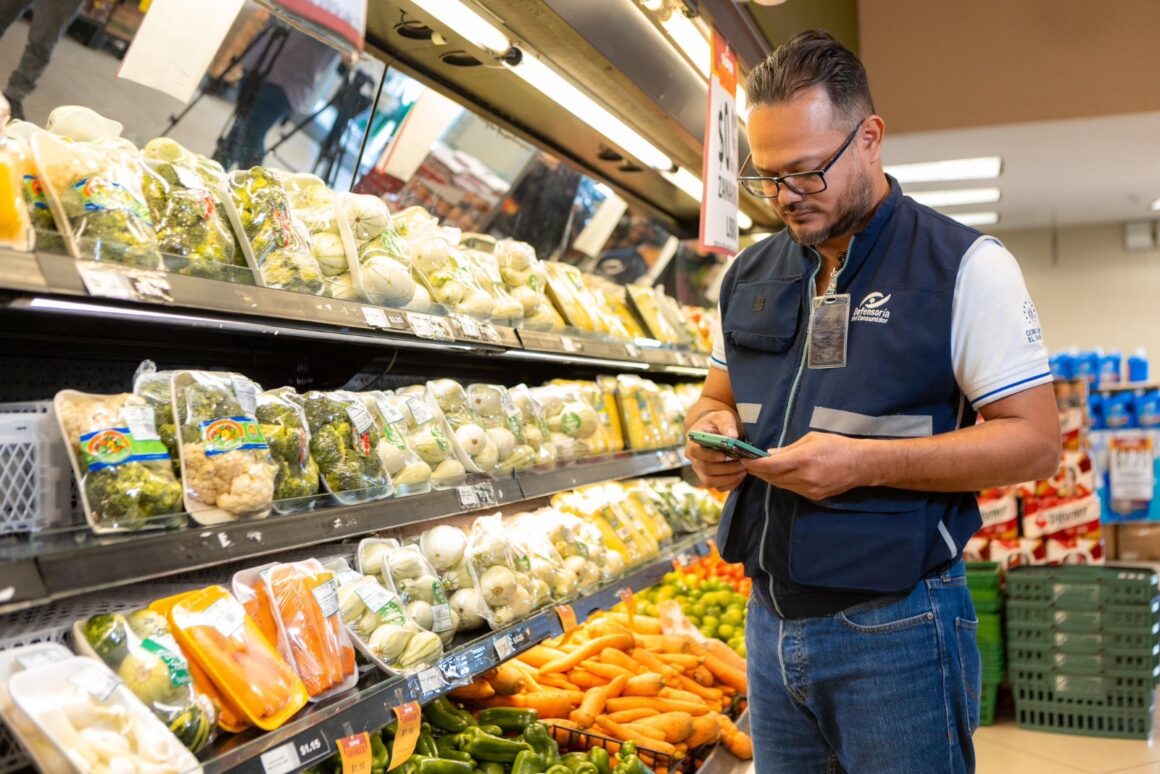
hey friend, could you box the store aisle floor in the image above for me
[976,719,1160,773]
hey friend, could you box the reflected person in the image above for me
[0,0,84,120]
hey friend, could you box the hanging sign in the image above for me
[700,31,739,255]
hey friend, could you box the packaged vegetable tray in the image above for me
[413,523,488,632]
[342,192,419,307]
[493,238,565,331]
[166,585,308,730]
[508,383,558,467]
[359,538,458,645]
[9,655,203,774]
[73,608,217,753]
[301,390,395,504]
[360,391,433,495]
[398,383,482,482]
[410,236,501,319]
[171,371,278,523]
[54,390,185,532]
[0,644,74,773]
[256,387,320,513]
[467,383,536,472]
[466,513,538,628]
[505,510,579,603]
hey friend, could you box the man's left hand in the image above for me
[741,432,870,501]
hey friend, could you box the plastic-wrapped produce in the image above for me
[410,237,498,319]
[543,262,629,338]
[394,387,467,487]
[391,205,439,240]
[255,387,320,511]
[360,391,432,495]
[626,284,683,344]
[532,383,599,460]
[465,514,537,628]
[536,507,607,591]
[505,511,579,602]
[55,390,184,532]
[416,523,475,595]
[596,376,626,454]
[584,274,648,339]
[301,390,394,504]
[347,197,416,307]
[554,488,642,571]
[467,383,536,473]
[615,375,671,450]
[507,384,557,467]
[424,379,494,474]
[172,371,278,523]
[141,138,246,282]
[223,166,325,294]
[460,248,525,322]
[284,173,354,288]
[132,367,180,476]
[358,538,458,645]
[74,609,216,753]
[493,239,565,331]
[30,131,162,267]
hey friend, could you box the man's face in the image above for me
[746,87,875,247]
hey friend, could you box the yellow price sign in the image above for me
[338,733,371,774]
[388,701,422,770]
[555,604,578,633]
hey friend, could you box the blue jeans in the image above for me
[747,561,981,773]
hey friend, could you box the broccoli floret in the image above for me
[310,423,347,470]
[326,459,367,492]
[85,462,182,529]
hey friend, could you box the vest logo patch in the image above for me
[752,296,765,311]
[851,291,892,324]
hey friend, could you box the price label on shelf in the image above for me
[16,649,66,670]
[361,306,389,329]
[439,652,471,684]
[478,321,501,343]
[417,667,444,695]
[493,632,515,660]
[68,665,121,702]
[337,733,372,774]
[294,731,331,769]
[406,313,437,340]
[555,604,578,633]
[625,343,642,359]
[560,336,582,353]
[260,742,300,774]
[385,310,409,330]
[77,264,136,301]
[456,482,497,511]
[452,313,481,339]
[388,701,422,770]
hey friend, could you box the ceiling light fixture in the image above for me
[735,87,749,123]
[884,156,1002,184]
[737,211,753,230]
[947,211,1000,227]
[637,0,664,10]
[410,0,511,54]
[1151,197,1160,212]
[664,167,703,203]
[908,187,1001,208]
[659,9,711,78]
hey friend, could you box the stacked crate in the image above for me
[967,562,1004,725]
[1006,566,1160,739]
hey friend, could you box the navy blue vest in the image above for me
[716,176,984,616]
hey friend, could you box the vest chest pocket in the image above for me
[725,278,802,354]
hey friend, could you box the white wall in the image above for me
[998,223,1160,360]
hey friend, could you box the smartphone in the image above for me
[687,431,769,459]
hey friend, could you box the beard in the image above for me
[781,166,876,247]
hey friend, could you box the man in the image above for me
[684,30,1060,773]
[0,0,85,120]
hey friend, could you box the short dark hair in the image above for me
[746,30,874,126]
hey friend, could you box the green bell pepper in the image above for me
[415,756,476,774]
[424,697,477,733]
[545,766,572,774]
[478,763,504,774]
[477,724,505,737]
[520,722,560,762]
[417,727,439,758]
[587,747,612,774]
[560,752,598,774]
[478,707,539,733]
[459,726,533,763]
[511,750,549,774]
[371,733,390,771]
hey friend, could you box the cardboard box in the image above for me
[1115,523,1160,561]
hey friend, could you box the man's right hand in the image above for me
[685,410,747,491]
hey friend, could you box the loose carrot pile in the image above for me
[451,612,753,762]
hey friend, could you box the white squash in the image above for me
[343,194,391,241]
[311,232,349,276]
[362,255,415,303]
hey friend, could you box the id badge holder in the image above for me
[808,293,850,369]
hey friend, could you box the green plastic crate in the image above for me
[1008,626,1159,654]
[1015,700,1154,739]
[980,682,1000,726]
[1010,644,1156,675]
[1006,566,1160,608]
[972,596,1002,614]
[1011,666,1157,709]
[1006,600,1160,634]
[966,561,1002,590]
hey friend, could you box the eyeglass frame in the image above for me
[738,118,868,198]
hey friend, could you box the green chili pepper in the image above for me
[520,721,560,762]
[588,747,612,774]
[417,728,439,758]
[459,726,534,763]
[478,707,539,733]
[424,697,477,733]
[477,724,505,738]
[416,757,476,774]
[371,733,390,770]
[511,750,549,774]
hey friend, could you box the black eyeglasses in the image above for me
[738,119,866,198]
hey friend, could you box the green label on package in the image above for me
[79,426,170,471]
[141,636,192,688]
[199,416,268,457]
[560,412,581,435]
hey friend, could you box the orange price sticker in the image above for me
[555,604,578,633]
[338,733,371,774]
[388,702,422,771]
[617,587,636,625]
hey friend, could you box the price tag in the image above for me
[260,742,300,774]
[508,625,533,652]
[439,652,470,683]
[454,313,481,339]
[385,310,409,330]
[405,397,435,426]
[233,377,259,415]
[478,321,501,343]
[625,343,642,358]
[561,336,581,353]
[347,404,375,435]
[362,306,390,329]
[68,665,121,702]
[203,596,246,637]
[431,603,453,632]
[1110,434,1155,503]
[430,318,456,341]
[671,553,693,570]
[555,604,578,633]
[336,569,363,586]
[337,733,372,774]
[355,580,393,614]
[312,578,340,618]
[294,731,331,768]
[407,313,437,339]
[16,649,66,670]
[493,632,515,660]
[130,273,173,303]
[120,404,159,441]
[78,264,136,300]
[617,587,636,617]
[417,667,444,695]
[456,482,497,510]
[388,701,422,771]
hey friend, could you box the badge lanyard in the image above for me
[807,253,850,370]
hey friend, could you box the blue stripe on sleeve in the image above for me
[710,355,727,366]
[971,371,1052,405]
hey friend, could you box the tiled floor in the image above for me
[977,718,1160,773]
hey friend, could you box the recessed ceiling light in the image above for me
[1151,197,1160,211]
[885,157,1002,184]
[947,211,999,227]
[909,187,1001,207]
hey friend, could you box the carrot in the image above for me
[697,638,748,672]
[715,714,753,759]
[600,648,643,675]
[506,660,543,692]
[691,665,715,687]
[622,673,665,697]
[656,653,703,671]
[488,662,526,695]
[605,708,660,723]
[623,722,668,741]
[631,648,678,679]
[585,616,634,639]
[685,714,722,749]
[636,711,695,743]
[634,634,689,653]
[605,673,629,699]
[541,633,635,674]
[568,669,609,690]
[522,690,584,718]
[595,716,677,756]
[581,660,634,681]
[573,674,627,728]
[539,673,582,691]
[605,612,662,634]
[672,674,724,702]
[703,655,748,693]
[659,687,705,705]
[521,645,568,668]
[449,677,495,701]
[604,697,710,715]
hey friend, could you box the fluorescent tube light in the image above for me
[737,211,753,230]
[947,211,999,227]
[660,9,711,78]
[410,0,511,54]
[1151,197,1160,212]
[735,87,748,123]
[510,55,673,170]
[908,187,1001,207]
[664,167,703,203]
[884,157,1002,184]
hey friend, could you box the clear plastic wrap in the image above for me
[543,262,629,338]
[507,383,557,467]
[360,391,432,495]
[73,609,217,754]
[255,387,320,512]
[615,375,671,451]
[625,284,682,344]
[394,387,468,487]
[584,274,648,339]
[554,488,638,572]
[461,248,525,323]
[467,383,537,473]
[283,174,356,295]
[466,513,537,628]
[358,538,458,645]
[493,238,565,331]
[595,375,626,454]
[132,365,180,477]
[505,511,579,603]
[55,390,184,532]
[341,193,417,307]
[424,379,494,474]
[171,371,278,523]
[415,523,473,596]
[533,383,600,460]
[301,390,394,504]
[262,560,357,701]
[0,644,73,773]
[2,124,63,252]
[222,166,325,294]
[535,507,609,592]
[30,131,162,267]
[410,236,499,319]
